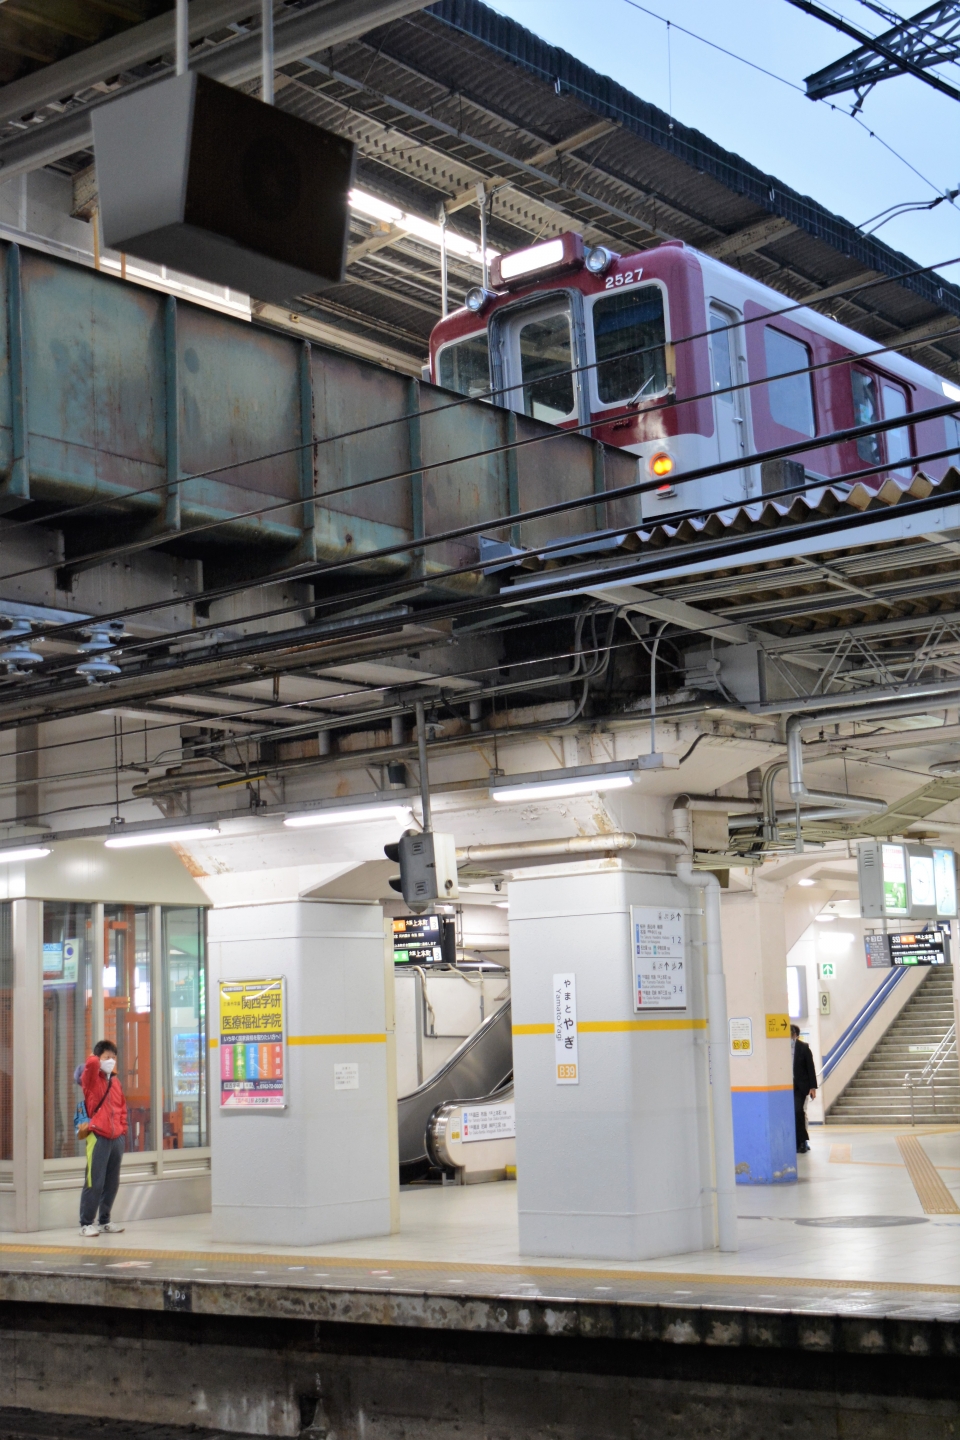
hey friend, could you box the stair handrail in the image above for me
[902,1022,956,1125]
[821,965,908,1082]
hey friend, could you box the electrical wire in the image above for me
[3,294,959,600]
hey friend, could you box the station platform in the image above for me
[2,1125,959,1439]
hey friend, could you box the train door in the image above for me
[495,295,584,427]
[708,303,749,501]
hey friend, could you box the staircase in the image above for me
[826,969,959,1126]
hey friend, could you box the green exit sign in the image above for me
[820,961,836,979]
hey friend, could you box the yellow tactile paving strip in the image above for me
[2,1242,960,1295]
[896,1134,960,1215]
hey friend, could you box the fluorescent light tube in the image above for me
[491,773,634,803]
[284,804,412,828]
[0,846,51,862]
[105,826,220,848]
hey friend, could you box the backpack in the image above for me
[74,1065,113,1138]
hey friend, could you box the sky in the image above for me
[484,0,960,283]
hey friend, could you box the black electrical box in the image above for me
[93,72,356,302]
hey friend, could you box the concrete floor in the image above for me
[4,1125,959,1291]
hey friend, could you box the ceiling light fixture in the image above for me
[104,825,220,848]
[814,913,837,922]
[284,803,413,828]
[797,878,816,887]
[0,846,51,863]
[491,773,634,803]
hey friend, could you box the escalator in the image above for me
[398,1000,513,1179]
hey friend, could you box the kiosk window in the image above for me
[593,286,667,404]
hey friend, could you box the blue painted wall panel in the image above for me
[732,1088,797,1185]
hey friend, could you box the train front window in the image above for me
[593,286,666,405]
[437,332,491,399]
[851,370,882,466]
[764,328,815,436]
[517,311,576,423]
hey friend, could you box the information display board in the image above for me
[218,978,286,1108]
[858,841,957,919]
[631,907,686,1010]
[393,914,455,965]
[461,1102,515,1141]
[882,843,909,915]
[888,929,950,966]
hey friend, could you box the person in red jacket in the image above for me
[79,1039,128,1237]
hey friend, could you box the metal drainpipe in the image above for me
[786,715,886,816]
[455,832,686,865]
[260,0,274,104]
[672,804,738,1253]
[175,0,188,76]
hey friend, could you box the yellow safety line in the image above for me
[2,1243,959,1295]
[896,1133,960,1215]
[288,1034,386,1046]
[731,1085,793,1093]
[513,1020,706,1035]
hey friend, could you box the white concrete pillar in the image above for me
[208,900,397,1245]
[509,858,714,1261]
[721,881,796,1185]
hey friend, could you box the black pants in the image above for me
[794,1088,810,1150]
[80,1134,124,1226]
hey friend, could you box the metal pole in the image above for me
[414,699,432,833]
[439,208,449,318]
[175,0,188,76]
[476,183,488,290]
[261,0,274,104]
[649,620,668,756]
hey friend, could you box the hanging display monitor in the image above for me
[888,929,949,966]
[906,845,937,920]
[933,847,958,918]
[393,914,456,965]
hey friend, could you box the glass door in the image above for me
[501,300,579,425]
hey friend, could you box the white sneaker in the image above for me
[100,1222,125,1233]
[79,1224,101,1237]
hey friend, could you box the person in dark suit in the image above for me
[791,1024,818,1153]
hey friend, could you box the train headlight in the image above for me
[585,246,617,275]
[649,451,674,478]
[464,287,495,313]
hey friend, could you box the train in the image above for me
[427,230,960,521]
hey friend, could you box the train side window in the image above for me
[881,381,911,477]
[517,310,576,423]
[946,413,960,466]
[764,327,815,436]
[437,333,491,400]
[592,285,666,405]
[851,369,881,465]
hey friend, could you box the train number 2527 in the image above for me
[604,269,643,289]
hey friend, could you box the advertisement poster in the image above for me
[933,848,958,918]
[881,843,909,915]
[631,907,686,1010]
[219,978,286,1108]
[553,972,578,1084]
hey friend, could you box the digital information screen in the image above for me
[881,843,909,915]
[393,915,455,965]
[888,929,950,967]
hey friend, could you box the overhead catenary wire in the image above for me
[2,246,958,557]
[9,430,960,725]
[3,295,960,602]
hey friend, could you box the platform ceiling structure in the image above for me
[0,0,959,856]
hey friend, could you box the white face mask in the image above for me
[100,1056,117,1075]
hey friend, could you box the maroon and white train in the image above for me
[428,231,960,521]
